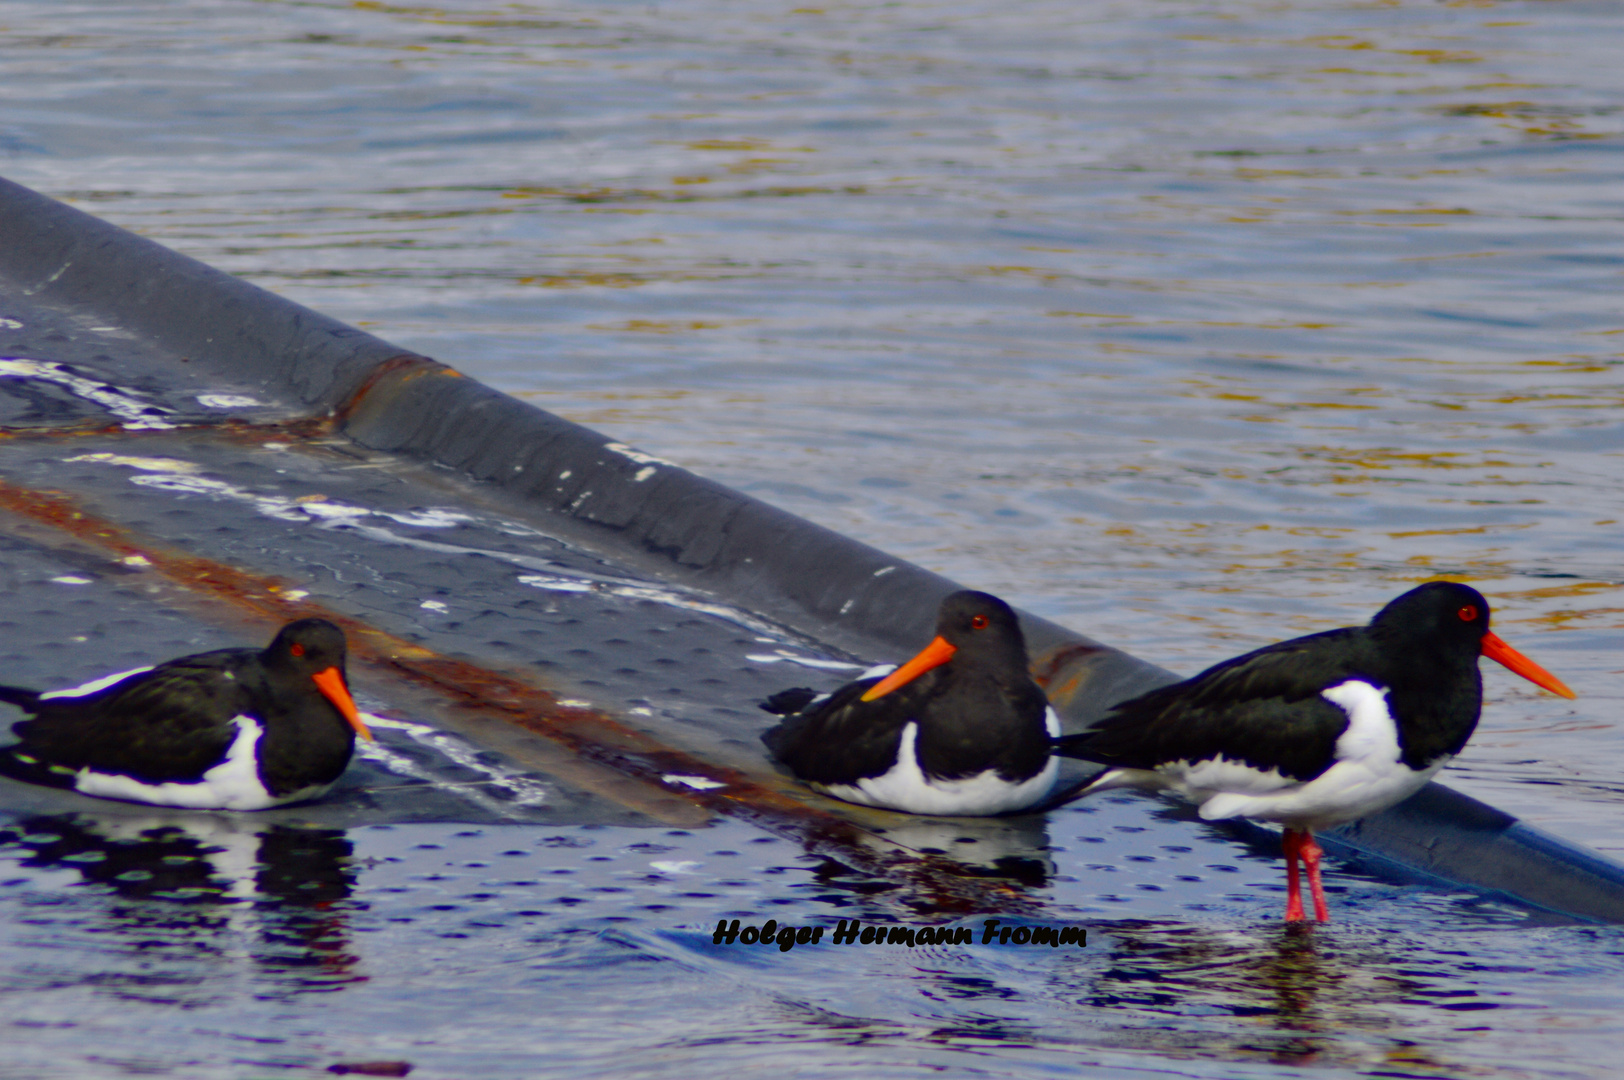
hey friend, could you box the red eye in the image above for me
[971,614,989,629]
[290,643,306,657]
[1458,605,1478,623]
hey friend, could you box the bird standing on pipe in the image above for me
[1053,582,1575,922]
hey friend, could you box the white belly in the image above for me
[1086,680,1440,831]
[815,709,1061,816]
[73,717,330,811]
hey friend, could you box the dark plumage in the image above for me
[1054,582,1575,921]
[761,590,1059,815]
[0,620,370,810]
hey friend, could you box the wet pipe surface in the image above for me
[0,226,1091,913]
[0,416,1054,916]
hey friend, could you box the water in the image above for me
[5,806,1623,1080]
[4,0,1624,1075]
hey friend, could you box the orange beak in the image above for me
[312,666,373,740]
[1481,631,1576,700]
[860,635,958,702]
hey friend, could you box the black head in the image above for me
[860,590,1031,703]
[262,619,370,740]
[934,590,1028,660]
[1369,581,1574,698]
[1369,581,1491,651]
[263,619,350,675]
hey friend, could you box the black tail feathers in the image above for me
[0,745,76,789]
[759,687,819,716]
[0,685,42,711]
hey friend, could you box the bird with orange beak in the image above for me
[1054,582,1576,922]
[761,590,1059,815]
[0,619,370,810]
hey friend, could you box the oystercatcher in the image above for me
[0,620,372,810]
[761,590,1059,815]
[1052,582,1576,921]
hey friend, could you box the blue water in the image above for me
[4,1,1624,1076]
[6,805,1623,1080]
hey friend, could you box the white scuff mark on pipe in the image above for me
[297,501,371,522]
[604,442,679,468]
[744,651,865,671]
[196,393,264,409]
[386,508,477,528]
[662,774,726,791]
[519,576,592,593]
[65,452,811,644]
[650,860,702,874]
[66,453,200,473]
[633,466,656,482]
[356,712,551,813]
[65,454,478,530]
[515,572,792,638]
[1,357,176,429]
[22,261,72,295]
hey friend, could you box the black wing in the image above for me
[761,676,915,785]
[1055,629,1370,782]
[5,653,254,785]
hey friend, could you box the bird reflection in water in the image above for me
[800,813,1057,914]
[0,814,362,995]
[868,814,1056,885]
[1084,921,1453,1071]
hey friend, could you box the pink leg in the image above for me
[1282,828,1306,922]
[1301,829,1330,923]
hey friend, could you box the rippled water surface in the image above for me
[5,808,1624,1080]
[4,1,1624,1076]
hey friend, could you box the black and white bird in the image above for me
[0,620,371,811]
[1052,582,1576,921]
[761,590,1059,815]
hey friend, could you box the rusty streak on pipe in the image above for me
[0,473,1039,915]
